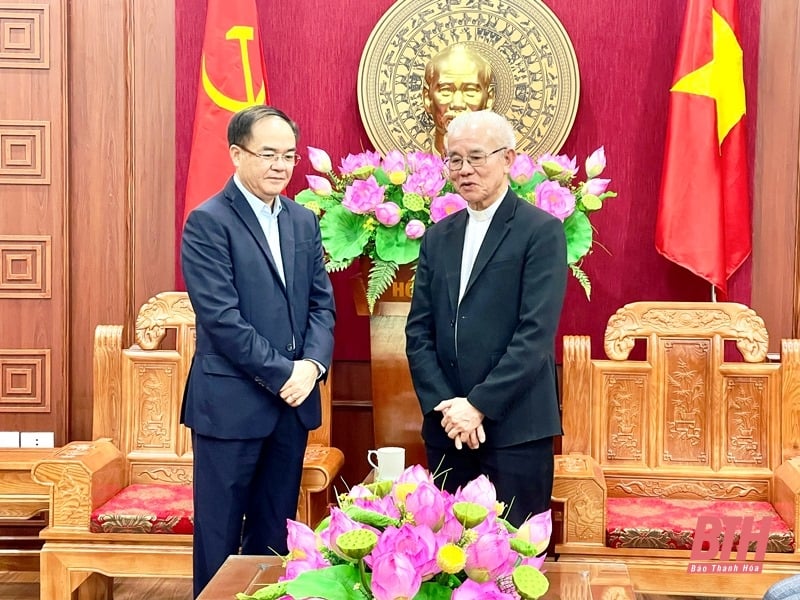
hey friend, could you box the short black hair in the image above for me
[227,105,300,148]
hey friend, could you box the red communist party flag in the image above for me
[182,0,269,224]
[655,0,750,295]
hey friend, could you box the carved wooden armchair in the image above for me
[32,291,343,599]
[553,302,800,597]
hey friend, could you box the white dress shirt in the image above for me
[235,175,286,286]
[459,188,507,303]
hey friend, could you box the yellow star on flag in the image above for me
[670,8,746,147]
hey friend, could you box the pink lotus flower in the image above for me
[536,152,578,178]
[402,168,446,198]
[375,202,402,226]
[396,464,435,486]
[405,220,425,239]
[405,151,445,173]
[510,154,537,184]
[368,524,439,578]
[464,531,514,583]
[306,146,332,173]
[370,553,422,600]
[319,507,366,550]
[354,493,402,519]
[430,193,467,223]
[455,475,497,512]
[405,481,446,531]
[342,176,384,214]
[584,146,606,178]
[582,177,611,197]
[382,150,406,176]
[305,174,332,196]
[534,180,576,221]
[452,578,515,600]
[340,150,381,176]
[516,510,552,555]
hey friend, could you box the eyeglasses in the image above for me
[445,147,507,172]
[238,146,302,166]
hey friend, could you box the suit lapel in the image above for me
[225,179,287,294]
[463,190,516,299]
[443,211,468,314]
[277,197,295,295]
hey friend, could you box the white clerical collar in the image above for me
[466,186,507,223]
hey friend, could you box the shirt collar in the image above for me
[466,186,507,223]
[234,174,283,218]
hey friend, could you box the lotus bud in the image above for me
[405,220,426,239]
[307,146,332,173]
[374,202,401,226]
[584,146,606,178]
[305,174,332,197]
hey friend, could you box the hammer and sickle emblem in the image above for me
[201,25,266,113]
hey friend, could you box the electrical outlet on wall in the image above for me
[0,431,20,448]
[20,431,55,448]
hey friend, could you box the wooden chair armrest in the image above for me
[301,445,345,493]
[552,453,607,547]
[773,457,800,544]
[32,439,125,531]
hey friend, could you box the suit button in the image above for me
[286,343,295,352]
[449,361,455,367]
[450,320,455,327]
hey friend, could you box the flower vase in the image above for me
[353,257,427,469]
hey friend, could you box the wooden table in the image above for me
[199,555,636,599]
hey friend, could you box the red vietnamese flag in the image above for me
[655,0,750,295]
[182,0,269,224]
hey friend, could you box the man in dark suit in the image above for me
[181,105,335,597]
[405,109,566,526]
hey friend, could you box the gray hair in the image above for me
[445,110,516,151]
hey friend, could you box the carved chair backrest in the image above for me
[92,291,332,486]
[561,302,800,502]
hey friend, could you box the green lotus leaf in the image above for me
[375,225,421,265]
[320,205,372,262]
[285,564,361,600]
[564,210,592,265]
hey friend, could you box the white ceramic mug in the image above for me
[367,446,405,481]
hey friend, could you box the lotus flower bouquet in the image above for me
[296,146,615,310]
[236,465,552,600]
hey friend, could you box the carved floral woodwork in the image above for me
[556,302,800,597]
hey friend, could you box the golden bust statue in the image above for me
[422,43,496,156]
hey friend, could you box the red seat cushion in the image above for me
[90,483,193,534]
[606,497,794,552]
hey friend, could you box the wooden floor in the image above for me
[0,571,752,600]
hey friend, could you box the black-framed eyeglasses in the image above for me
[238,146,302,166]
[445,147,507,172]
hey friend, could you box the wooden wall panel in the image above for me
[751,0,800,350]
[0,0,67,442]
[67,0,175,440]
[331,360,374,485]
[66,0,130,441]
[130,0,175,313]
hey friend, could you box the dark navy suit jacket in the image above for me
[180,177,335,440]
[405,189,567,448]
